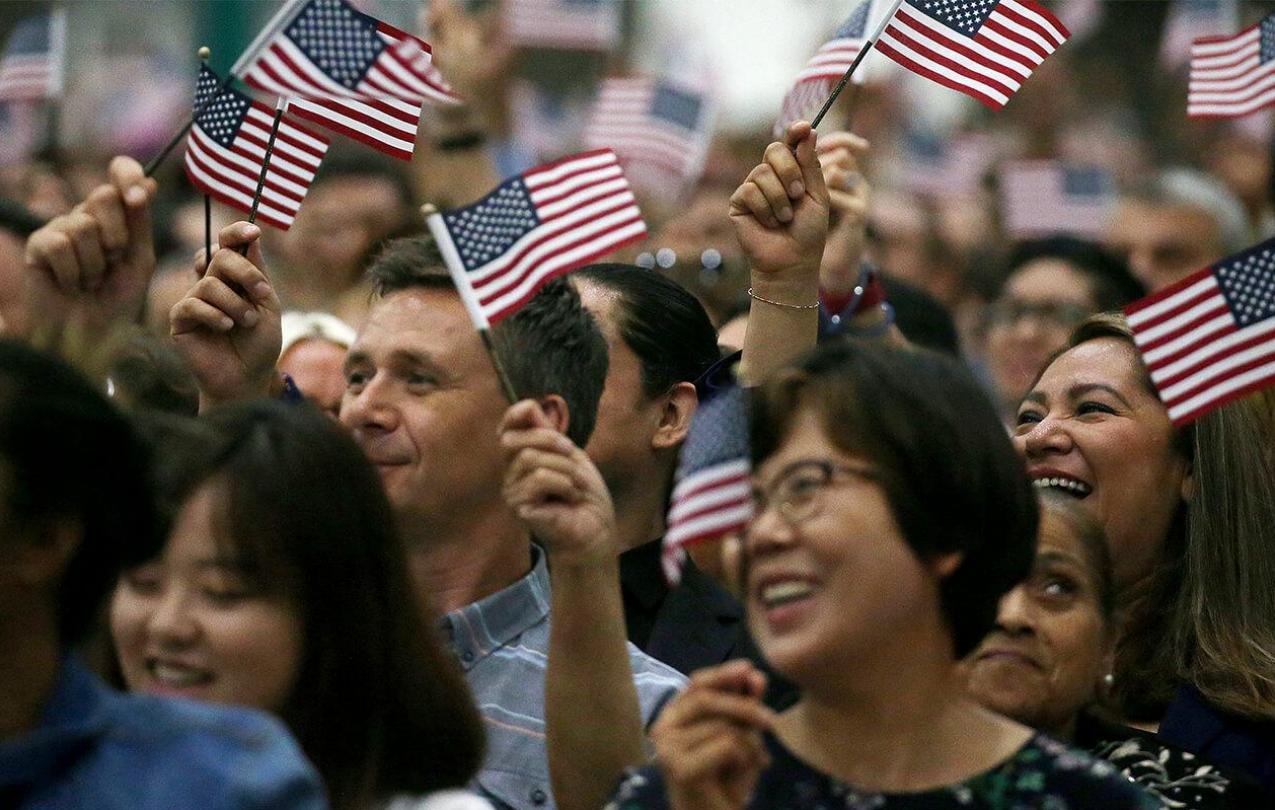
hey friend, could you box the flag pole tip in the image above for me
[198,46,211,60]
[420,203,439,217]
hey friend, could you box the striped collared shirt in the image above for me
[442,548,687,810]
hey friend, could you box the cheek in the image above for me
[1043,616,1107,696]
[206,606,304,706]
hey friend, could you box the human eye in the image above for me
[1076,400,1116,417]
[1014,407,1044,428]
[780,469,827,506]
[200,571,254,607]
[1031,572,1080,605]
[123,565,164,596]
[345,368,370,391]
[405,370,437,391]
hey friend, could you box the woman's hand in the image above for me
[652,660,776,810]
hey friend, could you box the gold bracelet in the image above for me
[747,287,820,310]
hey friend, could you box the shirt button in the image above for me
[461,651,474,663]
[830,314,841,325]
[530,788,547,806]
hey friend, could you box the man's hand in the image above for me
[729,121,830,281]
[170,222,282,410]
[818,132,872,290]
[653,660,775,810]
[500,399,618,569]
[23,156,158,337]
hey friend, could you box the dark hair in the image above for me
[878,275,961,356]
[573,264,720,398]
[1001,236,1146,312]
[139,401,484,809]
[0,339,159,644]
[750,342,1039,658]
[367,235,609,446]
[314,146,414,211]
[0,197,44,237]
[1037,490,1116,627]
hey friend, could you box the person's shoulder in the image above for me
[1017,734,1161,808]
[603,765,668,810]
[103,691,325,808]
[624,642,687,725]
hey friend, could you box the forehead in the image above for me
[352,289,486,371]
[1004,259,1095,304]
[1034,338,1145,396]
[1110,200,1218,244]
[756,407,843,481]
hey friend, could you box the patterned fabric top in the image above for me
[606,732,1159,810]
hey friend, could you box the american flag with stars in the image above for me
[184,66,330,231]
[233,0,460,161]
[1188,13,1275,119]
[1126,237,1275,426]
[0,9,66,102]
[583,76,713,201]
[875,0,1069,109]
[426,149,647,326]
[775,0,878,138]
[998,160,1116,239]
[663,382,753,585]
[503,0,623,52]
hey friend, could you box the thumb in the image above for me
[110,156,156,262]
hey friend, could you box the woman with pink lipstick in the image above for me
[1013,312,1275,796]
[607,342,1156,810]
[110,401,489,810]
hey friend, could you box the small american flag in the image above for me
[1126,237,1275,426]
[900,130,994,199]
[503,0,623,52]
[0,9,65,102]
[1188,13,1275,119]
[583,77,712,201]
[184,66,330,231]
[775,0,878,138]
[875,0,1069,109]
[234,0,460,161]
[1163,0,1239,68]
[0,102,41,166]
[998,160,1116,239]
[663,383,753,586]
[427,148,647,326]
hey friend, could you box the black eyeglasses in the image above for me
[987,299,1090,331]
[751,459,878,527]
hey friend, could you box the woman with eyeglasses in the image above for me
[606,341,1156,810]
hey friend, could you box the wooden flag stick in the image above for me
[246,97,288,226]
[200,47,213,263]
[421,203,521,404]
[810,0,904,130]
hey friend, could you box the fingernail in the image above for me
[244,224,261,239]
[126,185,146,206]
[556,435,573,452]
[242,310,259,327]
[220,316,235,330]
[778,206,793,223]
[253,282,272,300]
[789,180,804,198]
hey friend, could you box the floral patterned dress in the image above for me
[606,733,1161,810]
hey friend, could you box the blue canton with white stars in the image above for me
[1260,14,1275,64]
[837,0,873,39]
[906,0,999,37]
[4,14,50,56]
[285,0,383,91]
[1215,241,1275,327]
[680,385,749,474]
[443,180,541,271]
[651,84,703,131]
[193,67,250,149]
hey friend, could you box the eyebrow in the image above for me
[1023,382,1132,410]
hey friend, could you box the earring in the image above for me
[1102,673,1115,690]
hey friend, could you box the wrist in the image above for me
[749,267,819,306]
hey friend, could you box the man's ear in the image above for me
[1180,461,1195,503]
[537,394,571,436]
[928,551,963,580]
[651,382,699,452]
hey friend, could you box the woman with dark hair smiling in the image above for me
[111,401,489,810]
[606,341,1156,810]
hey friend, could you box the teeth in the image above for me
[762,580,815,605]
[1032,477,1092,497]
[150,662,211,687]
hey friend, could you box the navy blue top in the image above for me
[0,656,327,809]
[1159,683,1275,798]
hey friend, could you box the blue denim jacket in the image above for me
[0,656,327,809]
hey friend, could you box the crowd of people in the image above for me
[3,2,1275,809]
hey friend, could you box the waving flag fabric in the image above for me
[0,9,66,102]
[775,0,877,137]
[184,67,330,231]
[234,0,459,160]
[503,0,623,52]
[1126,237,1275,426]
[998,161,1116,238]
[1188,14,1275,119]
[663,383,752,585]
[583,77,712,200]
[875,0,1069,109]
[427,149,647,326]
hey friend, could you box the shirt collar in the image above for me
[441,546,550,671]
